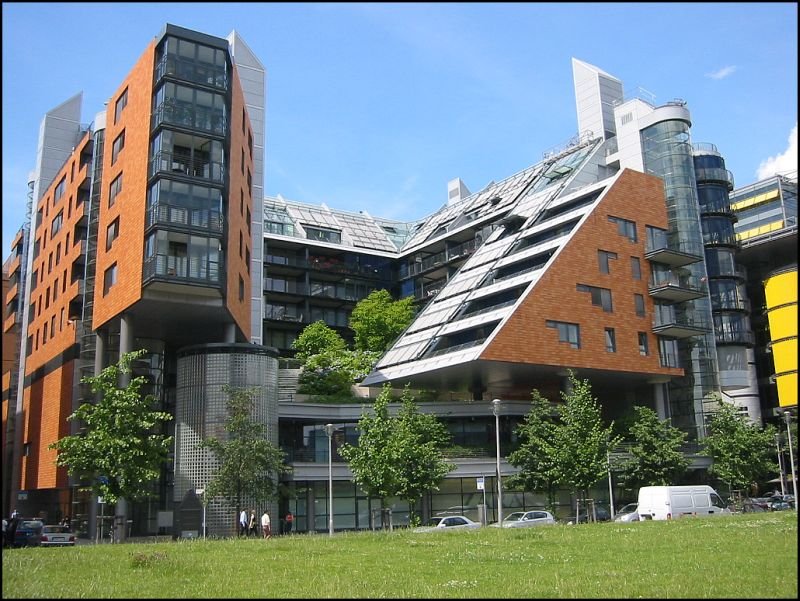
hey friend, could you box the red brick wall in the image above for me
[481,169,683,380]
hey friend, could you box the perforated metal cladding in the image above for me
[174,346,279,536]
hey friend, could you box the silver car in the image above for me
[614,503,639,522]
[414,515,481,532]
[492,510,556,528]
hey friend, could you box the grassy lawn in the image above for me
[2,511,797,598]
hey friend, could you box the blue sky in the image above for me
[2,2,797,254]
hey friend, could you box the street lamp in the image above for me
[196,488,206,539]
[775,434,786,497]
[780,411,798,507]
[607,447,615,519]
[324,423,336,535]
[491,399,503,525]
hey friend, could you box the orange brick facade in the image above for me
[482,169,684,381]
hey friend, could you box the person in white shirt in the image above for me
[260,510,271,539]
[239,509,248,537]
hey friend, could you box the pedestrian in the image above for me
[6,515,19,547]
[239,508,248,537]
[248,509,257,537]
[285,512,294,534]
[261,510,271,539]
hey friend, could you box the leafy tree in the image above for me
[507,389,560,512]
[392,387,454,522]
[551,372,621,508]
[199,386,290,525]
[617,406,689,490]
[338,385,397,506]
[339,384,453,524]
[291,320,346,362]
[701,401,777,493]
[349,289,415,352]
[49,349,173,506]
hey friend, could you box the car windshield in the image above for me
[618,504,637,514]
[20,520,43,530]
[43,525,69,533]
[426,518,443,526]
[504,512,525,521]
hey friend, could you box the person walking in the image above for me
[261,510,271,539]
[284,512,294,534]
[248,509,257,537]
[239,508,248,537]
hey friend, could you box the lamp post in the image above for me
[607,448,615,519]
[324,423,336,535]
[775,434,786,497]
[491,399,503,525]
[781,411,798,508]
[196,488,206,539]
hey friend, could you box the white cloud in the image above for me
[757,123,798,180]
[705,66,737,80]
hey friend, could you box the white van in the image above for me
[637,485,731,520]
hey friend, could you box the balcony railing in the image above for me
[155,54,228,90]
[152,100,227,136]
[150,150,224,183]
[648,272,707,302]
[695,167,734,189]
[644,231,704,267]
[143,253,221,285]
[715,330,756,346]
[652,311,711,339]
[145,204,223,234]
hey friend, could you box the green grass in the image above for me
[3,512,797,598]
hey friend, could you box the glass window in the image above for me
[630,256,641,280]
[605,327,616,352]
[634,294,646,317]
[109,173,123,207]
[546,320,580,349]
[51,211,63,236]
[103,263,118,296]
[54,176,66,204]
[111,130,125,165]
[598,250,617,274]
[577,284,613,312]
[638,332,649,356]
[106,218,119,251]
[114,88,128,123]
[608,215,637,242]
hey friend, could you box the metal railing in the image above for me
[143,254,221,284]
[150,150,224,183]
[145,204,223,233]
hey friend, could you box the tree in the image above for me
[551,372,621,508]
[49,349,173,505]
[349,289,415,352]
[617,406,689,491]
[291,320,346,362]
[507,389,560,512]
[392,387,454,523]
[338,385,397,506]
[338,384,453,525]
[198,386,290,526]
[701,400,777,493]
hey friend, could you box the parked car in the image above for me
[491,510,556,528]
[768,495,794,511]
[614,503,639,522]
[13,519,44,547]
[566,505,611,524]
[414,515,481,532]
[40,524,75,547]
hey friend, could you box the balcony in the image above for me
[152,100,227,137]
[695,167,734,190]
[648,273,707,303]
[145,203,223,234]
[150,150,224,183]
[142,254,221,285]
[715,329,756,347]
[652,311,711,339]
[155,53,228,90]
[644,235,704,267]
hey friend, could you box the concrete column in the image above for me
[225,322,236,343]
[116,314,134,541]
[654,381,668,421]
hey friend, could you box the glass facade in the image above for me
[641,119,719,440]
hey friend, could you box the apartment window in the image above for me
[598,250,618,274]
[240,189,244,216]
[106,218,120,251]
[115,88,128,123]
[246,248,251,274]
[246,206,251,235]
[111,130,125,165]
[248,131,253,156]
[577,284,613,312]
[43,321,48,345]
[50,315,55,338]
[239,275,245,301]
[242,108,246,133]
[605,327,617,353]
[239,231,243,258]
[109,173,123,207]
[103,263,118,295]
[634,293,646,317]
[54,176,66,204]
[609,215,637,242]
[305,226,342,244]
[638,332,649,356]
[241,148,245,174]
[630,256,642,280]
[45,287,50,309]
[247,168,252,196]
[51,210,63,236]
[48,252,53,274]
[55,243,61,266]
[546,320,581,349]
[53,278,59,301]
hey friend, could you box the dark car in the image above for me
[567,505,611,524]
[13,519,44,547]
